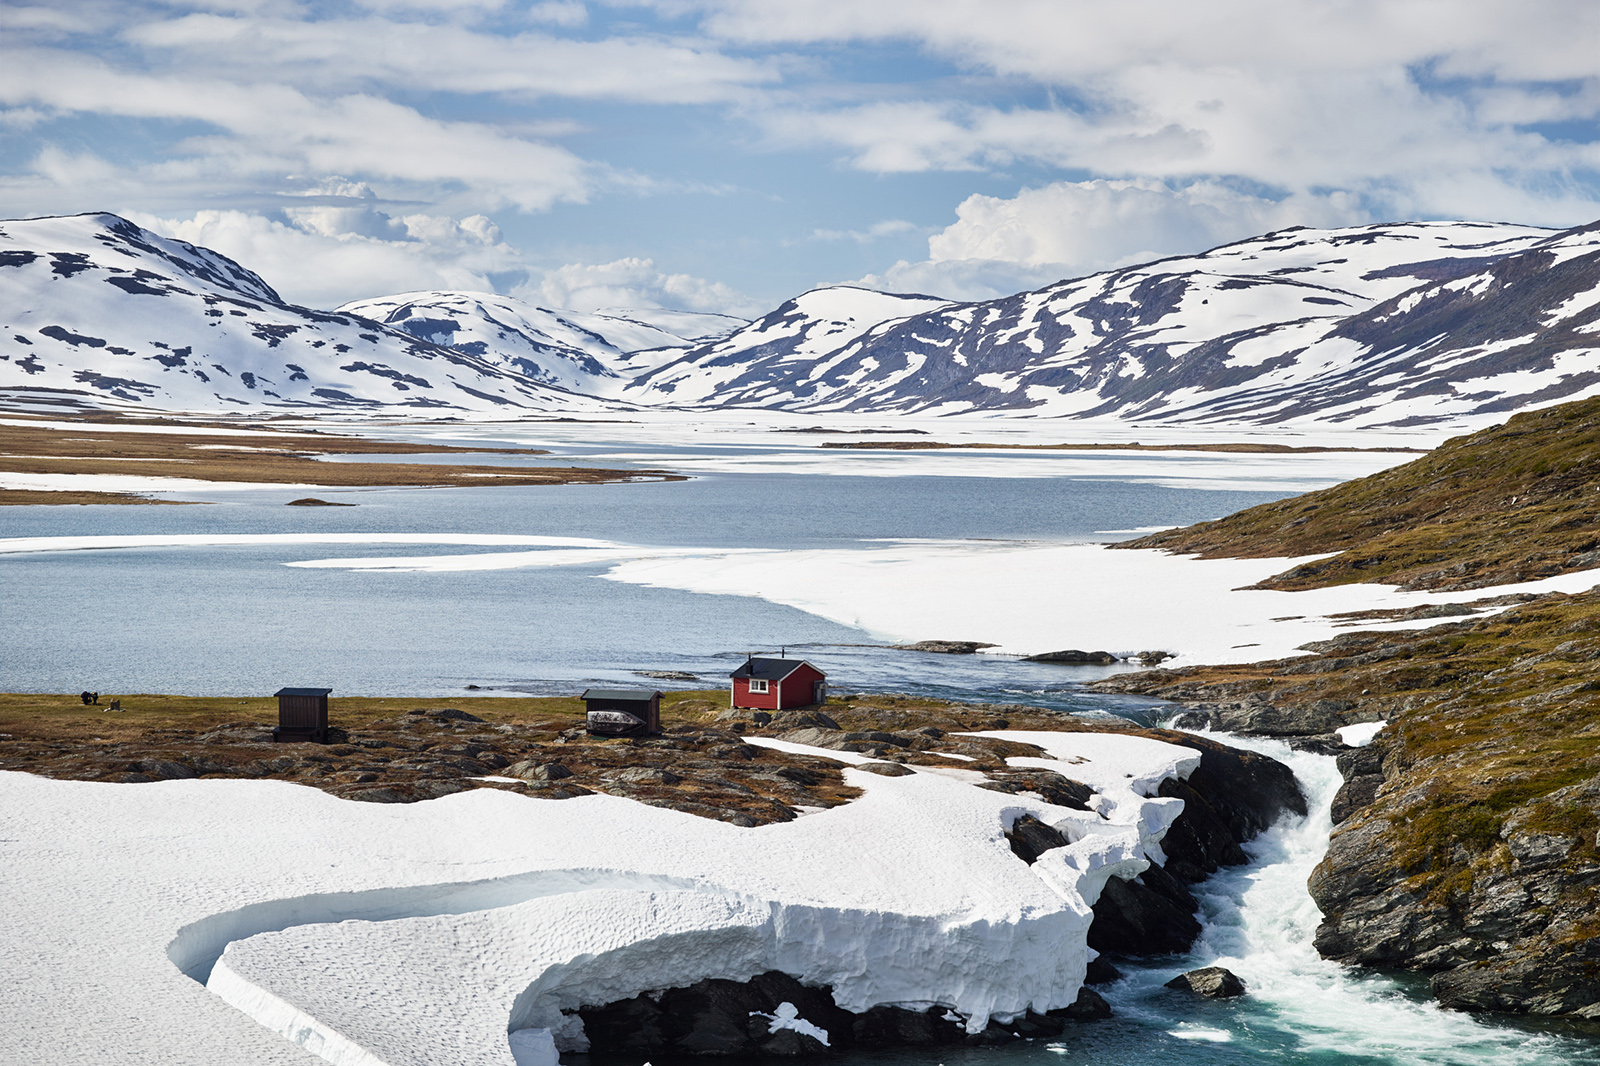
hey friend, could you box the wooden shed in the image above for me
[730,657,826,711]
[582,688,662,737]
[273,687,332,743]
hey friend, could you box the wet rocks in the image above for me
[1165,967,1246,998]
[1022,649,1119,664]
[890,640,998,654]
[578,969,1110,1058]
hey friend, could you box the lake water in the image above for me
[1,439,1307,701]
[5,424,1597,1064]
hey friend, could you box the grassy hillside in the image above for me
[1120,396,1600,591]
[1099,393,1600,1017]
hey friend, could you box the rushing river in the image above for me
[5,421,1597,1062]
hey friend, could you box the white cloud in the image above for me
[808,219,917,243]
[0,49,594,213]
[928,179,1366,270]
[850,258,1064,304]
[122,14,776,104]
[846,178,1371,302]
[522,257,764,316]
[130,206,526,309]
[712,0,1600,228]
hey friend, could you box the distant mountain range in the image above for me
[3,212,1598,426]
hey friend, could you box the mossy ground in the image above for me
[1119,396,1600,591]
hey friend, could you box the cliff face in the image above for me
[1095,394,1600,1019]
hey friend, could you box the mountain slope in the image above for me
[1120,395,1600,591]
[336,291,745,396]
[1089,393,1600,1018]
[622,221,1600,427]
[0,214,606,415]
[624,286,955,405]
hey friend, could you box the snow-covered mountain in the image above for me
[5,213,1599,428]
[625,286,954,405]
[0,214,612,415]
[336,291,743,396]
[624,221,1600,426]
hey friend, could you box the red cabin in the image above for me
[730,657,827,711]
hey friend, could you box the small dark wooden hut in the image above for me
[581,688,662,737]
[273,687,332,743]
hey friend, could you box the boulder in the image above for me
[1004,813,1069,864]
[508,761,573,783]
[1054,986,1113,1020]
[855,762,914,777]
[1165,967,1246,998]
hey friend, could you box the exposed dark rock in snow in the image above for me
[1023,649,1120,664]
[577,969,1112,1057]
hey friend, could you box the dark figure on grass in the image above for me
[79,691,99,706]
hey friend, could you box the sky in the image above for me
[3,0,1598,315]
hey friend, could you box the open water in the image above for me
[4,427,1598,1063]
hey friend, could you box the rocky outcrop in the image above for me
[577,970,1110,1057]
[1023,649,1119,664]
[1100,588,1600,1019]
[1310,766,1600,1019]
[890,640,998,654]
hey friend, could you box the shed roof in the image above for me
[581,688,662,702]
[729,657,821,681]
[274,687,332,697]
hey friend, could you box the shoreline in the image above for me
[0,414,682,504]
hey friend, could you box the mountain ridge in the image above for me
[5,212,1600,428]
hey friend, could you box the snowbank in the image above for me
[8,530,1596,667]
[0,728,1198,1065]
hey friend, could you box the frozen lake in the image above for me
[0,422,1444,703]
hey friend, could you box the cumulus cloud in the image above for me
[928,179,1366,270]
[130,200,526,309]
[847,178,1371,301]
[522,257,764,316]
[716,0,1600,227]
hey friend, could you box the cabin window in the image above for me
[749,679,769,693]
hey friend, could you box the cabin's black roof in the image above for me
[274,687,332,697]
[581,688,662,702]
[729,657,820,681]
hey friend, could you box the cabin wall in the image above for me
[731,678,780,710]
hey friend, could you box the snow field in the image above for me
[0,727,1202,1066]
